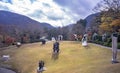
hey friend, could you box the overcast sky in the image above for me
[0,0,101,27]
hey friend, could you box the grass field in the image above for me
[0,41,120,73]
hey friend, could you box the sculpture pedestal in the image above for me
[82,41,87,47]
[112,35,119,64]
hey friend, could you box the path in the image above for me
[91,43,120,52]
[0,68,16,73]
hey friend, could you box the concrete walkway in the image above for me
[91,43,120,52]
[0,68,16,73]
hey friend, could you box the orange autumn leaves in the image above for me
[111,19,120,27]
[99,19,120,32]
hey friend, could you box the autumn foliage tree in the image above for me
[110,19,120,33]
[99,22,112,32]
[111,19,120,27]
[94,0,120,33]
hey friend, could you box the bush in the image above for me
[96,35,102,41]
[108,43,112,47]
[91,35,120,49]
[118,43,120,49]
[103,42,108,46]
[118,34,120,42]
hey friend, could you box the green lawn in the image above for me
[0,41,120,73]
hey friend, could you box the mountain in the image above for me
[62,12,101,37]
[85,13,100,28]
[40,23,54,29]
[0,10,55,42]
[0,10,54,29]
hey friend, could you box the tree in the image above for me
[94,0,120,33]
[77,19,87,27]
[99,22,112,32]
[94,0,120,13]
[72,19,86,35]
[110,19,120,33]
[111,19,120,27]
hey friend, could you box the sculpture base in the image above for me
[112,60,119,64]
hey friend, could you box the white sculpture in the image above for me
[82,35,88,47]
[73,34,78,41]
[51,37,55,41]
[16,42,21,47]
[2,55,10,61]
[58,35,63,41]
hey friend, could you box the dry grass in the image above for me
[0,41,120,73]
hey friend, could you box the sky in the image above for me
[0,0,101,27]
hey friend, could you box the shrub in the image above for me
[103,42,108,46]
[118,34,120,42]
[108,42,112,47]
[118,43,120,49]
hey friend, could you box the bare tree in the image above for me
[94,0,120,19]
[94,0,120,12]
